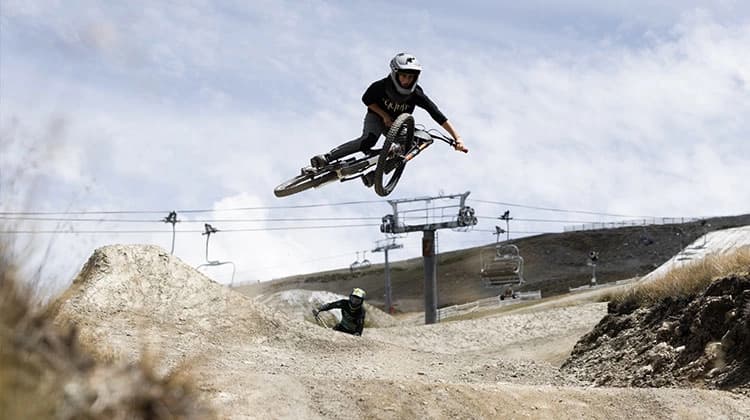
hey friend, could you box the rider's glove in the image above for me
[312,309,319,316]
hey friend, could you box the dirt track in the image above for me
[54,245,750,419]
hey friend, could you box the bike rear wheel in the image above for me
[274,169,338,197]
[374,113,412,197]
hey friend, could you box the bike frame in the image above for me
[313,309,329,328]
[327,125,456,183]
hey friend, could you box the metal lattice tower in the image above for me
[588,251,599,286]
[372,237,404,314]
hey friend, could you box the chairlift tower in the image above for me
[380,191,477,324]
[197,223,237,286]
[372,236,404,314]
[588,251,599,286]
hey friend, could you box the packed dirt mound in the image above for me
[562,274,750,393]
[255,289,399,328]
[53,245,336,362]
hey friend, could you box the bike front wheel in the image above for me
[274,169,338,197]
[374,113,413,197]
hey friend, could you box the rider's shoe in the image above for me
[362,171,375,188]
[310,154,329,169]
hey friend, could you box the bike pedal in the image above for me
[310,154,330,169]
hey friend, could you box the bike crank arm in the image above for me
[340,174,367,183]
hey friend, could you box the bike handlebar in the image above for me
[423,127,469,153]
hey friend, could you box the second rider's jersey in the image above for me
[319,299,366,335]
[361,77,448,125]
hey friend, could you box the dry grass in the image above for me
[1,243,216,419]
[606,246,750,308]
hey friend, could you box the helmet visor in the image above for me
[349,295,363,306]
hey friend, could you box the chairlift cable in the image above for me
[0,223,378,234]
[0,215,383,223]
[2,214,680,226]
[0,198,691,221]
[0,199,387,216]
[470,199,656,218]
[476,216,642,224]
[473,229,550,235]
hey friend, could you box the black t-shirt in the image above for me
[361,77,448,125]
[319,299,366,335]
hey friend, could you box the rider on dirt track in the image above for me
[310,53,466,187]
[313,288,367,336]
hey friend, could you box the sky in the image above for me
[1,1,749,297]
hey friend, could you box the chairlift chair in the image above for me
[350,251,372,273]
[480,244,525,288]
[359,251,372,270]
[350,252,361,273]
[197,260,237,286]
[196,223,236,286]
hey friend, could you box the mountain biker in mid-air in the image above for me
[313,288,367,336]
[310,53,468,188]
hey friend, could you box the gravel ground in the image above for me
[54,245,750,419]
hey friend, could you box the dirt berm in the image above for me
[562,274,750,394]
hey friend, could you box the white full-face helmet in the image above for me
[349,287,366,307]
[389,53,422,95]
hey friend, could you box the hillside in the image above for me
[236,214,750,312]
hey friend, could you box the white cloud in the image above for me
[2,2,750,295]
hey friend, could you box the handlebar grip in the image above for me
[453,141,468,153]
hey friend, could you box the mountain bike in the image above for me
[312,308,329,328]
[273,113,468,197]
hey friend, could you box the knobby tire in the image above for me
[374,113,412,197]
[274,169,338,197]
